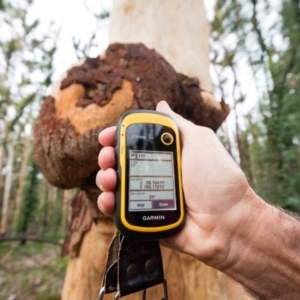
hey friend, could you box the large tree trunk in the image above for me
[62,218,250,300]
[61,1,249,299]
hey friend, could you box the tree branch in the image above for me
[0,235,62,246]
[251,0,270,57]
[274,0,300,86]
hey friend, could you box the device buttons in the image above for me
[161,133,174,145]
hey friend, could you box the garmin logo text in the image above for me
[132,134,146,139]
[143,215,165,221]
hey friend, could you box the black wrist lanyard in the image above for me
[98,231,168,299]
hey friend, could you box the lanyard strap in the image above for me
[98,231,168,299]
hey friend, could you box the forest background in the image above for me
[1,0,300,299]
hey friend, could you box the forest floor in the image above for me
[0,239,67,300]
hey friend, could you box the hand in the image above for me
[96,101,257,269]
[97,101,300,299]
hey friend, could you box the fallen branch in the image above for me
[0,235,62,246]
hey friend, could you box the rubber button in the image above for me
[161,133,174,145]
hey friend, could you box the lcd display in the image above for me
[128,150,177,211]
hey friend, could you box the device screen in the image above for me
[128,149,177,212]
[124,122,181,227]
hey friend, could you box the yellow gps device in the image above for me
[115,110,185,239]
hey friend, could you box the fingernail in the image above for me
[96,170,104,191]
[99,201,103,212]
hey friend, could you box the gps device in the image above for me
[115,110,185,239]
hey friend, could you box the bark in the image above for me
[61,191,96,257]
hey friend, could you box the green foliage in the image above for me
[212,0,300,212]
[0,0,58,132]
[262,0,300,211]
[0,0,59,236]
[15,152,39,234]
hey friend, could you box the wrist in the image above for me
[205,186,265,270]
[214,186,269,275]
[180,183,261,269]
[215,193,300,299]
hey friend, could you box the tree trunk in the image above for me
[0,120,7,199]
[62,218,251,300]
[109,0,213,94]
[13,135,31,230]
[62,189,75,229]
[0,138,15,235]
[40,180,49,233]
[61,1,249,299]
[48,184,60,231]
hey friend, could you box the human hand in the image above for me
[96,101,258,269]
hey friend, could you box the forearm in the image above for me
[219,192,300,299]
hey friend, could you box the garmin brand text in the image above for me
[142,215,165,221]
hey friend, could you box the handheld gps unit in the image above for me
[115,110,185,239]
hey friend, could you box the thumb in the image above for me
[156,101,192,134]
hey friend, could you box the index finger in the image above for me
[99,126,116,147]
